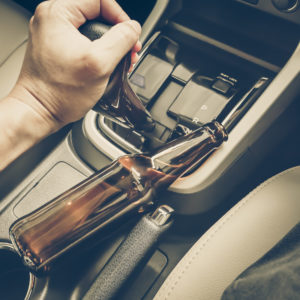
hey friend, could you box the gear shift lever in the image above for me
[80,21,155,132]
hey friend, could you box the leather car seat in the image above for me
[0,0,31,99]
[154,166,300,300]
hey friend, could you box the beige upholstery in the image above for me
[155,166,300,300]
[0,0,30,98]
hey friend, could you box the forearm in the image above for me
[0,90,56,171]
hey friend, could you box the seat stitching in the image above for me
[157,166,299,300]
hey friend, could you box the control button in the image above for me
[150,82,182,130]
[192,94,228,124]
[130,54,174,103]
[171,64,195,83]
[168,81,228,126]
[212,78,233,95]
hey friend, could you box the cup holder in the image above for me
[0,243,35,300]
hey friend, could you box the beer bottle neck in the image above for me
[150,121,227,179]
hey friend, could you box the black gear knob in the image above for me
[79,21,155,132]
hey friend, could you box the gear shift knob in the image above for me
[80,21,155,132]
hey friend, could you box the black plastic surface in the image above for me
[212,78,233,94]
[150,81,182,130]
[171,63,196,83]
[236,0,300,24]
[130,54,174,102]
[241,0,259,4]
[79,21,109,41]
[168,79,229,126]
[120,250,167,300]
[83,215,172,300]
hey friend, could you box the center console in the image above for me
[72,0,300,214]
[102,32,269,151]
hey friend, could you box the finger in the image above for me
[48,0,99,27]
[131,52,139,65]
[50,0,129,28]
[133,40,142,53]
[91,20,141,74]
[128,51,140,73]
[100,0,130,24]
[129,64,134,73]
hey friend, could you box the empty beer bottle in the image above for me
[10,121,227,274]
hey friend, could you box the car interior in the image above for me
[0,0,299,299]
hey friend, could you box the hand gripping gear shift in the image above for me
[79,21,156,132]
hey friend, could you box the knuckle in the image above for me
[35,1,49,15]
[34,1,49,21]
[80,51,110,78]
[29,16,34,28]
[117,22,137,43]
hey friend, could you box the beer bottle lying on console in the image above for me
[10,121,227,274]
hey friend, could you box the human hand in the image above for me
[10,0,142,131]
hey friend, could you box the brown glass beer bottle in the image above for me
[10,121,227,274]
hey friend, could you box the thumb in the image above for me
[91,20,141,74]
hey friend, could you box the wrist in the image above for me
[0,90,58,171]
[9,83,63,132]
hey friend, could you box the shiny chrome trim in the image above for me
[221,77,269,131]
[83,111,125,159]
[150,205,174,226]
[277,0,299,12]
[98,116,142,154]
[0,242,36,300]
[134,31,161,71]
